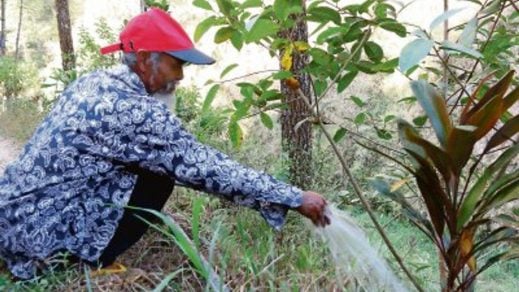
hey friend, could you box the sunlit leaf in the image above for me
[273,0,301,21]
[399,39,434,72]
[245,19,279,43]
[429,8,464,31]
[307,6,341,24]
[194,16,219,42]
[193,0,212,10]
[458,18,478,47]
[411,80,452,147]
[441,41,483,59]
[281,45,293,71]
[465,94,503,140]
[459,228,477,272]
[241,0,262,9]
[350,95,365,107]
[354,112,367,125]
[214,26,235,43]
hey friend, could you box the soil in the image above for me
[0,134,21,174]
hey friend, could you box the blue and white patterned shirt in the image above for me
[0,65,302,279]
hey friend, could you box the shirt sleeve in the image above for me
[82,95,303,230]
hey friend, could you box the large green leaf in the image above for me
[485,115,519,151]
[411,80,453,148]
[459,144,519,229]
[364,41,384,63]
[485,176,519,211]
[307,6,341,25]
[194,16,220,42]
[379,21,407,37]
[193,0,212,10]
[446,125,477,175]
[399,39,433,72]
[245,19,280,43]
[229,120,243,148]
[214,26,235,43]
[273,0,301,21]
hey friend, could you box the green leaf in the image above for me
[216,0,233,16]
[333,127,347,142]
[220,63,238,78]
[272,70,293,80]
[458,17,478,47]
[316,26,348,44]
[350,95,365,107]
[202,84,220,113]
[337,71,358,93]
[411,80,452,147]
[193,0,212,10]
[307,6,341,24]
[229,121,243,148]
[214,26,235,43]
[241,0,262,9]
[399,39,434,72]
[194,16,219,42]
[376,128,392,140]
[413,115,428,126]
[429,8,464,31]
[364,41,384,63]
[441,40,483,59]
[372,58,399,72]
[458,144,519,229]
[260,112,274,129]
[354,112,367,125]
[230,31,243,50]
[245,19,279,43]
[273,0,301,21]
[380,21,407,37]
[191,197,204,248]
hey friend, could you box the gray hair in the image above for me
[122,52,162,73]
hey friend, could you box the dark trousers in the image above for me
[96,170,175,267]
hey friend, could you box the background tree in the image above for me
[14,0,23,59]
[0,0,5,56]
[55,0,75,71]
[278,0,313,188]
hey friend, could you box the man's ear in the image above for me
[136,51,151,72]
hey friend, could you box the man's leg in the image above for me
[97,170,175,267]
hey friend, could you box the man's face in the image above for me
[140,52,185,95]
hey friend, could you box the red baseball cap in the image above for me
[100,8,215,65]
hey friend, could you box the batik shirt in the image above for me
[0,65,303,279]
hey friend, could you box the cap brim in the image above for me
[167,48,215,65]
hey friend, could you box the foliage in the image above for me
[374,72,519,291]
[144,0,170,11]
[44,18,119,95]
[193,0,408,148]
[0,56,37,98]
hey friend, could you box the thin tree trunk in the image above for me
[279,0,313,189]
[15,0,23,60]
[55,0,75,71]
[0,0,6,56]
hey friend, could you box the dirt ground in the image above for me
[0,134,21,174]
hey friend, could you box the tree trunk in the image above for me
[279,0,313,189]
[55,0,75,71]
[0,0,6,56]
[15,0,23,59]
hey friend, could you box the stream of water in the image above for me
[314,206,407,291]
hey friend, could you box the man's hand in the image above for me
[295,191,331,227]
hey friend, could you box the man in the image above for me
[0,8,329,279]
